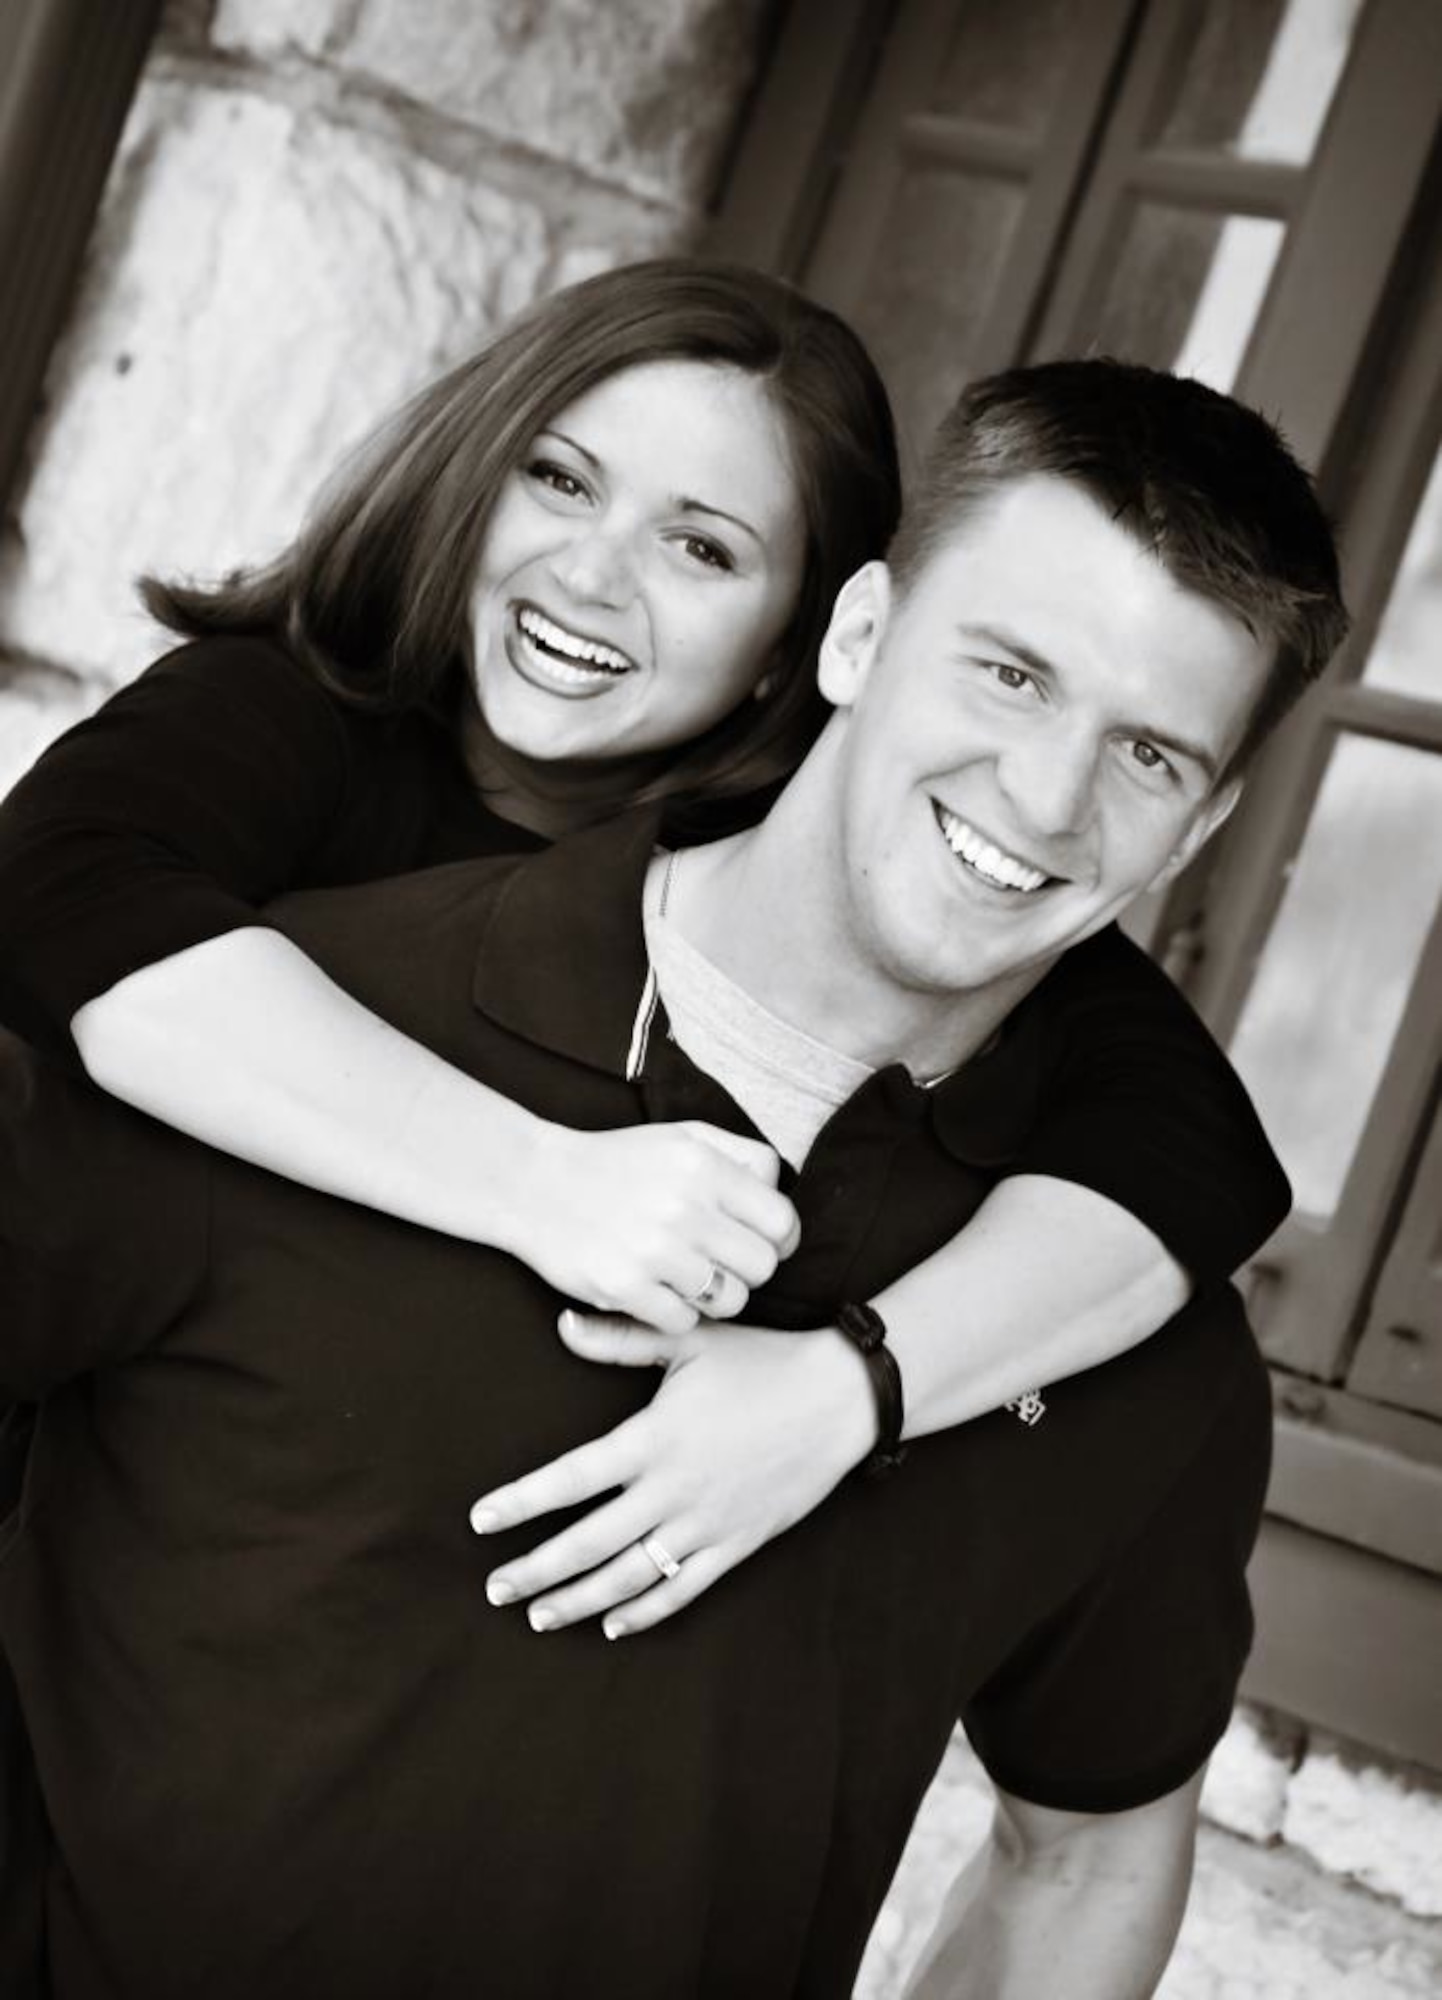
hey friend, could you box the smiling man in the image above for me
[0,360,1345,2000]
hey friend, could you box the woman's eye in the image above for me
[527,459,588,500]
[679,533,733,573]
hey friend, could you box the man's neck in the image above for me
[672,756,1052,1079]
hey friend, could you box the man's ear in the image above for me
[817,562,892,711]
[1152,778,1242,889]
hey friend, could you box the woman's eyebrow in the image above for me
[673,496,763,545]
[536,433,762,547]
[535,427,598,468]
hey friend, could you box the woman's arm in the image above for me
[469,1174,1186,1630]
[75,929,796,1333]
[0,642,796,1323]
[468,937,1287,1630]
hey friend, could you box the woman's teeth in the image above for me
[936,806,1048,893]
[516,606,633,678]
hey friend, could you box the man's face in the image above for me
[816,473,1271,1003]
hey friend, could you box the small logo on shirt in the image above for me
[1005,1390,1046,1427]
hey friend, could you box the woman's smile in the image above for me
[507,602,639,697]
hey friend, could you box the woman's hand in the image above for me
[505,1122,800,1334]
[469,1313,876,1635]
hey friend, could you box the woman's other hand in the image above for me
[508,1122,799,1333]
[469,1316,876,1634]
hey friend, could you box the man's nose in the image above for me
[549,525,636,608]
[997,723,1099,841]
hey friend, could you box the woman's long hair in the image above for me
[143,258,902,814]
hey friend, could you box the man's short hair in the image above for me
[887,359,1349,779]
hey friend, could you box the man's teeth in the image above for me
[937,808,1048,893]
[517,606,633,676]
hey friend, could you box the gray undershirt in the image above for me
[643,851,874,1170]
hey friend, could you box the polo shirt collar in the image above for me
[470,807,663,1076]
[469,805,1048,1168]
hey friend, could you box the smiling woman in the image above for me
[465,359,807,792]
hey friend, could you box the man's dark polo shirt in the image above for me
[0,813,1272,2000]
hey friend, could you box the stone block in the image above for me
[1282,1733,1442,1918]
[0,78,671,688]
[158,0,219,46]
[212,0,339,59]
[1201,1702,1304,1844]
[216,0,770,207]
[1159,1824,1442,2000]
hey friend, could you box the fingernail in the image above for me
[558,1309,577,1334]
[528,1605,559,1633]
[603,1617,627,1642]
[470,1505,500,1534]
[486,1577,516,1607]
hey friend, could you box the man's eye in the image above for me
[1129,740,1176,779]
[987,661,1033,692]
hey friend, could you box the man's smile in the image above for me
[932,802,1053,894]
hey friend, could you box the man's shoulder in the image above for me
[1040,923,1207,1026]
[264,809,663,1082]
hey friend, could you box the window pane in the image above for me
[1229,736,1442,1217]
[1362,446,1442,701]
[850,170,1026,451]
[928,0,1076,133]
[1153,0,1362,164]
[1086,203,1284,389]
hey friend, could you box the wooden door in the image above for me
[715,0,1442,1762]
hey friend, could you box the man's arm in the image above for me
[903,1773,1203,2000]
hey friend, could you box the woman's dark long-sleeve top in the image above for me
[0,636,1290,1278]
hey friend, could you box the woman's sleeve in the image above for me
[0,638,353,1059]
[1018,926,1291,1283]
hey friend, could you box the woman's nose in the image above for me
[549,525,635,608]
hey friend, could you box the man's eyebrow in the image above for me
[959,623,1055,679]
[959,622,1221,778]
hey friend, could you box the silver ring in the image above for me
[687,1261,726,1311]
[640,1534,682,1581]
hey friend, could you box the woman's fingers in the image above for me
[479,1489,648,1607]
[534,1122,799,1324]
[556,1309,690,1369]
[470,1424,635,1538]
[527,1537,722,1634]
[682,1123,780,1183]
[678,1123,799,1260]
[601,1547,726,1639]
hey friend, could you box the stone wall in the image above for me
[0,0,772,791]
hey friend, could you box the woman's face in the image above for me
[468,360,808,762]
